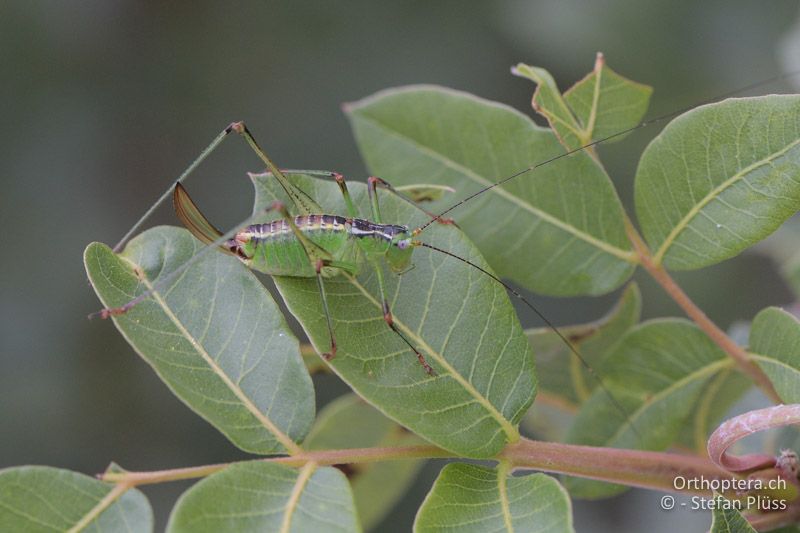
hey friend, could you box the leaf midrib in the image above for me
[279,463,317,533]
[653,138,800,264]
[496,463,514,533]
[342,272,519,443]
[118,254,303,456]
[354,113,636,263]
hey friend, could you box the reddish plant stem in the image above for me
[101,445,450,485]
[102,438,732,496]
[624,218,782,404]
[502,438,732,495]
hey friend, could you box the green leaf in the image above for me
[346,86,635,296]
[512,64,584,149]
[305,394,425,531]
[167,462,360,533]
[254,173,536,459]
[562,56,652,143]
[709,496,756,533]
[85,227,314,455]
[527,282,641,408]
[513,56,652,149]
[635,95,800,270]
[414,463,573,533]
[0,466,152,532]
[750,307,800,403]
[675,368,751,454]
[564,319,731,498]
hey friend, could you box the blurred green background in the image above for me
[2,1,799,531]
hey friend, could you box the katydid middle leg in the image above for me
[266,200,354,361]
[371,262,436,376]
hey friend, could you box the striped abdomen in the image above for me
[240,215,354,277]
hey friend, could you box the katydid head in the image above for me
[386,233,414,273]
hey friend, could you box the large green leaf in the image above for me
[167,462,360,533]
[750,307,800,403]
[564,319,732,498]
[523,283,640,442]
[414,464,573,533]
[635,95,800,270]
[254,173,536,459]
[513,57,651,149]
[85,227,314,455]
[305,394,425,531]
[527,282,641,408]
[346,86,635,296]
[0,466,152,532]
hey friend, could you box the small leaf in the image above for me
[346,86,635,296]
[514,56,652,149]
[565,319,731,498]
[709,495,757,533]
[527,282,641,408]
[254,173,536,459]
[414,463,573,533]
[635,95,800,270]
[563,54,652,143]
[750,307,800,403]
[305,394,425,531]
[85,227,314,455]
[167,462,360,533]
[512,63,584,149]
[0,466,152,532]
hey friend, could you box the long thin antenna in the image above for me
[414,240,641,440]
[414,68,800,235]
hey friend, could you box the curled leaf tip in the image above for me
[708,404,800,473]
